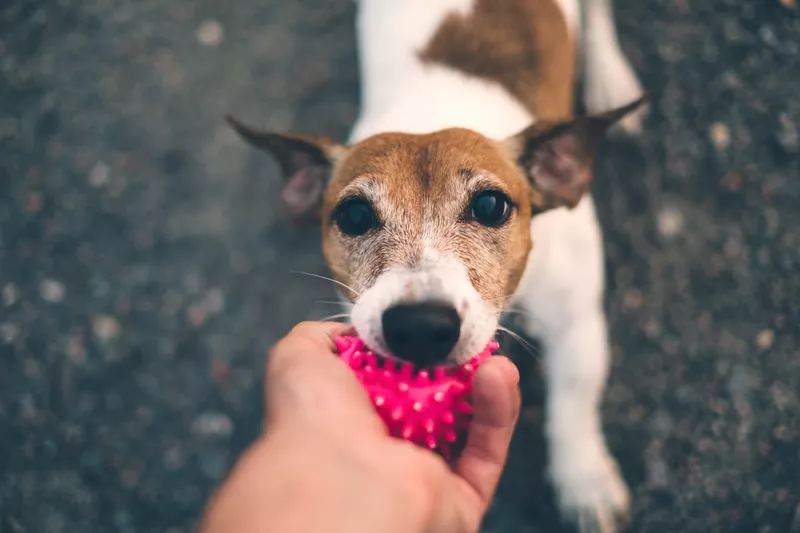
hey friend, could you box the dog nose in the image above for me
[381,302,461,366]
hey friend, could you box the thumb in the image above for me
[453,355,521,509]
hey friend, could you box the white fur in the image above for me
[554,0,582,35]
[514,198,630,531]
[349,0,531,142]
[347,1,643,531]
[348,173,501,365]
[351,251,497,364]
[582,0,647,134]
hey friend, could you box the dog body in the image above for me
[351,0,543,141]
[348,3,637,531]
[230,1,644,531]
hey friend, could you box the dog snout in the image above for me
[381,301,461,366]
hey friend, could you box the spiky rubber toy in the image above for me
[334,335,499,460]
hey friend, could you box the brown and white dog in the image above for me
[229,0,645,531]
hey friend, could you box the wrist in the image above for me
[202,429,432,533]
[200,434,324,533]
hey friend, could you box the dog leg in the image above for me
[581,0,646,135]
[542,308,629,533]
[515,205,629,533]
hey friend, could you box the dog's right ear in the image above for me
[227,116,346,224]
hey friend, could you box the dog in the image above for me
[228,0,646,531]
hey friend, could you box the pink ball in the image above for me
[335,335,499,460]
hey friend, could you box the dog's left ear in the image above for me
[505,97,647,209]
[226,115,347,223]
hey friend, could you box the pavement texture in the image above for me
[1,0,798,532]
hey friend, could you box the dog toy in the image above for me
[334,335,499,460]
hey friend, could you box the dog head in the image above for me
[229,98,643,366]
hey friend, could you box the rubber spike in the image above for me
[456,401,472,415]
[400,362,413,380]
[390,405,404,421]
[362,365,375,383]
[425,434,438,450]
[441,411,455,425]
[334,337,350,354]
[333,335,500,461]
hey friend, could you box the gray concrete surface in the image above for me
[1,0,798,532]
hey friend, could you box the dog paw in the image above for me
[549,450,630,533]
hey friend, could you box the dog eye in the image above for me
[471,190,512,227]
[333,198,379,236]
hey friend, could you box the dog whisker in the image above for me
[497,325,541,359]
[317,312,352,323]
[315,299,353,308]
[291,270,362,297]
[501,308,534,320]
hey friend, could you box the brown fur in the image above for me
[419,0,576,120]
[320,129,534,308]
[229,58,643,315]
[228,97,645,306]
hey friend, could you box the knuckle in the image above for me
[275,322,319,354]
[290,321,318,336]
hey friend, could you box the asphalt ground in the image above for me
[1,0,798,531]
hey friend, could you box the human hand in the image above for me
[200,321,521,533]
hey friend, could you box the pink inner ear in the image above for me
[280,168,323,218]
[531,135,590,200]
[540,145,577,184]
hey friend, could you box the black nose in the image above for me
[381,302,461,367]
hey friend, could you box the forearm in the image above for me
[200,436,317,533]
[200,434,428,533]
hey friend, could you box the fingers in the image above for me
[454,355,521,507]
[265,321,381,430]
[266,321,355,386]
[266,321,358,391]
[268,321,353,371]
